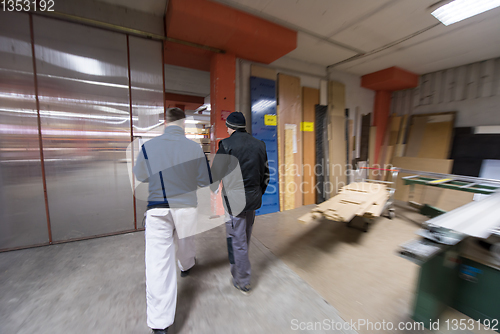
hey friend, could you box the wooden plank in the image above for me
[329,115,347,191]
[368,126,376,179]
[298,212,316,224]
[392,157,453,202]
[405,116,427,157]
[435,189,474,212]
[384,146,394,174]
[311,182,388,222]
[363,188,391,217]
[390,115,402,132]
[302,87,319,205]
[320,80,328,106]
[340,185,388,221]
[278,73,302,210]
[417,120,454,159]
[328,80,346,194]
[348,119,354,165]
[284,126,295,210]
[251,64,276,80]
[379,122,391,178]
[389,116,401,146]
[359,113,371,161]
[398,114,409,144]
[354,108,361,160]
[276,105,284,211]
[393,115,409,159]
[328,81,346,117]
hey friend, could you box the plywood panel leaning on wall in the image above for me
[417,114,454,159]
[359,113,371,161]
[284,125,296,210]
[368,126,377,179]
[278,73,303,210]
[328,81,346,196]
[302,87,319,205]
[405,116,427,157]
[392,157,453,203]
[251,64,276,81]
[394,114,409,158]
[404,112,455,159]
[348,120,354,166]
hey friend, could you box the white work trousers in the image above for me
[145,207,196,329]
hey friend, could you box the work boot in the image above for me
[181,258,196,277]
[231,278,252,295]
[180,268,191,277]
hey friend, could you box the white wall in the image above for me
[270,56,327,89]
[391,57,500,127]
[327,67,375,118]
[237,55,375,133]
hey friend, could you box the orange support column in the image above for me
[373,90,392,164]
[210,52,236,153]
[361,66,419,164]
[210,52,236,216]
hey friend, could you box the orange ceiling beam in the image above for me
[163,41,213,72]
[164,92,205,105]
[361,66,419,91]
[165,0,297,69]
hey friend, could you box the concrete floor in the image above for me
[252,203,423,333]
[252,202,495,334]
[0,202,495,334]
[0,224,355,334]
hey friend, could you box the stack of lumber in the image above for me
[299,182,389,224]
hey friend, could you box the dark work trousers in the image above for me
[225,210,256,287]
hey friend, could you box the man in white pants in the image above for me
[134,108,211,334]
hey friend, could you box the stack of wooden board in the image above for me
[299,182,389,224]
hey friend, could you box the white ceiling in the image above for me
[99,0,500,76]
[212,0,500,76]
[98,0,167,16]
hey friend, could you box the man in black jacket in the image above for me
[211,111,269,294]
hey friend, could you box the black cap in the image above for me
[226,111,246,130]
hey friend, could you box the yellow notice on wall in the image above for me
[301,122,314,132]
[264,114,277,126]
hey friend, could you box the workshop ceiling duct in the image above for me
[165,0,297,68]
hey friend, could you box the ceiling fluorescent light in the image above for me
[431,0,500,26]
